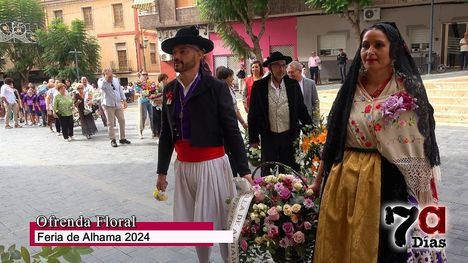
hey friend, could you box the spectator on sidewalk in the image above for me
[242,60,264,113]
[460,32,468,70]
[236,63,246,92]
[337,48,348,83]
[308,51,322,84]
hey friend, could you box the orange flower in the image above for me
[317,132,327,143]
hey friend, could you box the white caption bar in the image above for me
[34,230,234,244]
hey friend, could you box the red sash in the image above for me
[175,140,225,162]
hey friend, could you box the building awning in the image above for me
[132,0,155,10]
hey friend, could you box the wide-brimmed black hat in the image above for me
[161,26,214,54]
[262,51,292,67]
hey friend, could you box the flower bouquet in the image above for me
[295,117,327,184]
[229,162,319,263]
[242,130,262,167]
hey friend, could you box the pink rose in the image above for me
[251,224,260,234]
[279,188,291,200]
[274,182,284,193]
[304,221,312,230]
[282,222,294,237]
[240,239,248,251]
[268,224,279,238]
[303,198,314,209]
[267,207,280,221]
[254,177,264,185]
[254,191,265,202]
[293,231,305,244]
[279,237,293,248]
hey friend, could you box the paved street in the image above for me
[1,86,468,262]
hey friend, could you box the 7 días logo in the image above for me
[384,205,446,249]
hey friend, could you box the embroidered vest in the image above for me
[268,80,290,133]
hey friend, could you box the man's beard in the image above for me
[174,57,196,73]
[272,72,285,83]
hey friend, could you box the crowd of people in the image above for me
[0,68,170,147]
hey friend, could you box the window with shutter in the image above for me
[318,34,346,56]
[116,43,128,71]
[82,7,93,28]
[113,4,124,27]
[150,43,157,64]
[409,27,429,52]
[54,10,63,21]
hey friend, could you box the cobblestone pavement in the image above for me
[1,78,467,262]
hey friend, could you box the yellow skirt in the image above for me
[314,150,382,263]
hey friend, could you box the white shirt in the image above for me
[46,88,58,109]
[177,73,199,96]
[308,56,321,68]
[98,77,126,108]
[298,78,304,95]
[0,84,17,104]
[461,38,468,52]
[270,79,285,97]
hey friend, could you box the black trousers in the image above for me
[58,115,74,139]
[461,51,468,70]
[260,131,299,177]
[152,107,162,137]
[55,116,61,132]
[309,66,319,83]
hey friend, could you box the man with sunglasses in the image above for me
[98,68,131,147]
[248,52,312,176]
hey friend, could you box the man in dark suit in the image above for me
[287,61,320,124]
[155,26,252,263]
[248,52,312,176]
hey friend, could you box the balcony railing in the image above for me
[111,60,132,73]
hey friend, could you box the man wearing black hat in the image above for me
[248,52,312,176]
[155,26,252,263]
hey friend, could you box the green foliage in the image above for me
[198,0,271,61]
[305,0,372,13]
[0,245,93,263]
[305,0,373,42]
[0,0,44,84]
[37,19,101,82]
[0,0,44,23]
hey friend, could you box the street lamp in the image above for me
[69,49,82,81]
[141,37,149,71]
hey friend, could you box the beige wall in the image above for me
[42,0,160,82]
[297,3,468,80]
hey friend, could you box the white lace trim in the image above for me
[394,157,433,205]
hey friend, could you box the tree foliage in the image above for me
[198,0,271,62]
[305,0,373,43]
[0,0,44,85]
[37,19,101,81]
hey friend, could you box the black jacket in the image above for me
[247,74,312,144]
[157,71,250,176]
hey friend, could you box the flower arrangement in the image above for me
[242,131,262,167]
[295,118,327,183]
[153,189,168,201]
[238,173,319,262]
[381,90,418,123]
